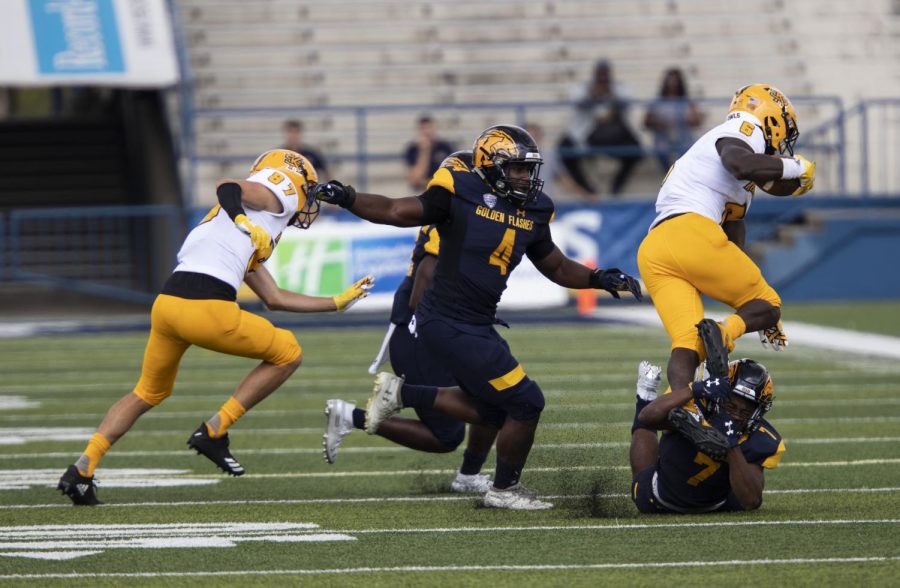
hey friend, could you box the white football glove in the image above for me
[759,320,789,351]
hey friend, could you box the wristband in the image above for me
[780,157,803,180]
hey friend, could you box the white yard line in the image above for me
[2,437,897,461]
[2,486,898,511]
[1,556,899,579]
[607,307,900,360]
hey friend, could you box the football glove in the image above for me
[791,155,815,196]
[758,320,789,351]
[310,180,357,208]
[333,275,375,312]
[708,412,740,450]
[234,214,272,255]
[690,376,732,408]
[589,268,643,301]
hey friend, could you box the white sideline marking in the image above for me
[0,396,39,411]
[2,556,899,579]
[0,522,354,561]
[0,427,95,446]
[1,487,898,511]
[3,436,898,461]
[608,307,900,359]
[0,468,219,491]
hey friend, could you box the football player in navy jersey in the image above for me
[629,357,784,513]
[312,125,642,510]
[323,151,498,493]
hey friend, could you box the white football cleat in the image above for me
[483,483,553,510]
[450,472,493,493]
[323,399,355,464]
[636,361,662,401]
[364,372,404,434]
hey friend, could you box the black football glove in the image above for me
[589,268,643,300]
[310,180,357,208]
[690,376,732,410]
[708,412,740,450]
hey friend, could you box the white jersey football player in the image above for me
[637,84,816,401]
[58,149,374,505]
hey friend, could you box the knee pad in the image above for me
[505,379,545,422]
[267,329,302,366]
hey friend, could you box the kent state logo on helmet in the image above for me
[728,84,799,156]
[472,125,544,206]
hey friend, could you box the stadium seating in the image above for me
[176,0,900,203]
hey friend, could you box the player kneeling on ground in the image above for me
[629,358,784,513]
[57,149,374,506]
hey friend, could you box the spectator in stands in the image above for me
[404,115,454,191]
[558,59,642,197]
[282,120,329,178]
[525,122,594,200]
[644,68,704,172]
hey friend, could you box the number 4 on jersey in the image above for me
[489,228,516,275]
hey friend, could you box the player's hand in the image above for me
[234,214,272,253]
[759,320,789,351]
[708,412,740,450]
[333,275,375,312]
[691,376,732,408]
[589,268,643,301]
[310,181,357,208]
[791,154,815,196]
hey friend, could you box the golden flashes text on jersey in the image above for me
[475,205,534,231]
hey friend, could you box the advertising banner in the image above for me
[0,0,178,87]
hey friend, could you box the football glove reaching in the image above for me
[333,275,375,312]
[310,181,357,208]
[589,268,643,300]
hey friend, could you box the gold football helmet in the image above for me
[728,84,799,155]
[249,149,320,229]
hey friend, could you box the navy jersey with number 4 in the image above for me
[389,225,440,326]
[416,166,555,324]
[656,418,785,510]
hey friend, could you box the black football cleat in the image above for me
[697,318,730,379]
[58,465,102,506]
[187,423,245,476]
[668,407,730,462]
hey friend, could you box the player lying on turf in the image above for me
[312,124,642,510]
[57,149,373,505]
[629,357,784,514]
[324,151,499,494]
[637,84,816,392]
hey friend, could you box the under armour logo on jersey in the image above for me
[482,193,497,209]
[725,420,734,435]
[707,378,720,389]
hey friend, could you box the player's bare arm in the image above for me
[245,264,374,313]
[310,180,433,227]
[725,448,765,510]
[638,385,693,429]
[531,246,643,300]
[722,219,746,250]
[409,254,437,310]
[716,138,785,185]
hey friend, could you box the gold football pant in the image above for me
[132,294,301,405]
[637,213,781,355]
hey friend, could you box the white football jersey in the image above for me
[174,168,300,290]
[650,111,767,230]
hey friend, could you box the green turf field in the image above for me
[0,320,898,586]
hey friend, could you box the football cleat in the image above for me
[364,372,404,434]
[483,483,554,510]
[58,465,102,506]
[450,472,493,493]
[187,423,245,476]
[668,407,730,462]
[636,361,662,401]
[759,320,789,351]
[697,319,731,379]
[323,399,355,464]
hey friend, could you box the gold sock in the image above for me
[206,397,246,438]
[721,315,746,350]
[77,432,111,477]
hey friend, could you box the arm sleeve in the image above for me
[417,185,452,225]
[526,223,555,262]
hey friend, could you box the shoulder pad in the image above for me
[426,168,455,194]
